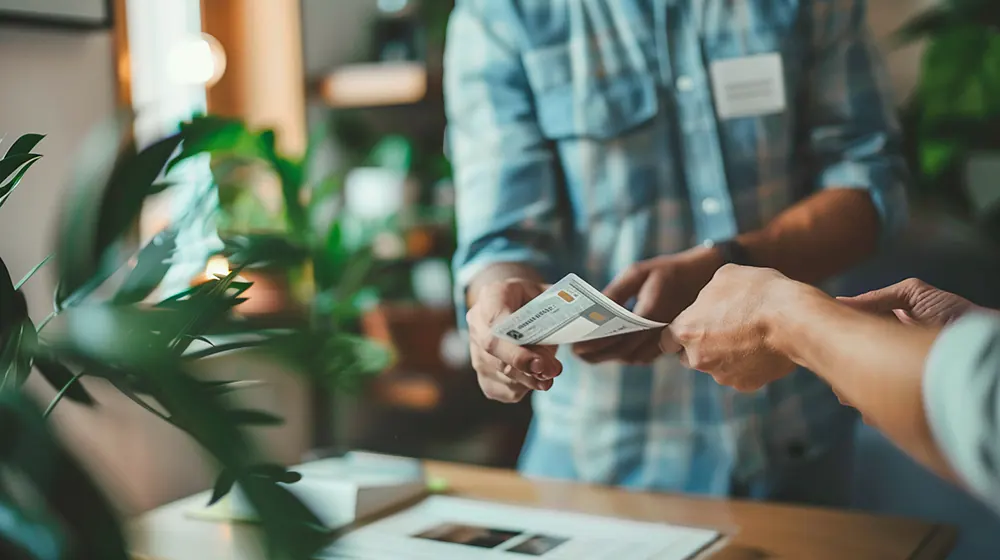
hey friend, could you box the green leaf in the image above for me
[54,115,132,306]
[919,27,1000,120]
[229,409,284,426]
[199,379,263,394]
[184,339,271,360]
[34,357,96,407]
[209,464,302,506]
[0,323,24,391]
[893,8,954,46]
[14,255,53,291]
[113,229,178,304]
[222,234,310,270]
[97,133,184,254]
[0,153,42,206]
[45,284,328,559]
[208,469,236,506]
[54,122,182,307]
[4,133,45,158]
[0,393,130,560]
[249,465,302,484]
[166,269,244,354]
[0,153,42,185]
[0,259,29,335]
[149,180,177,195]
[0,157,42,209]
[921,140,962,178]
[170,116,262,173]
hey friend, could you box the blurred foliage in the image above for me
[206,113,455,307]
[896,0,1000,221]
[0,117,391,559]
[176,116,384,324]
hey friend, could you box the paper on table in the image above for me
[322,495,719,560]
[491,273,665,346]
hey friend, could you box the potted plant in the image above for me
[0,118,388,559]
[896,0,1000,239]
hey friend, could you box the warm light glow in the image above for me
[166,33,227,87]
[192,256,231,287]
[205,256,231,278]
[321,62,428,108]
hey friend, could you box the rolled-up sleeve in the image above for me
[805,0,909,240]
[444,0,565,323]
[924,313,1000,514]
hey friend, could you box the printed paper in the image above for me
[322,495,719,559]
[491,274,665,346]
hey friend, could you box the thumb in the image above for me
[658,328,682,355]
[838,284,913,315]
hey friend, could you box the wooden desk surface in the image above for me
[130,461,955,560]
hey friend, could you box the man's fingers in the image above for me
[629,339,663,365]
[838,281,918,315]
[478,375,531,403]
[472,350,550,392]
[572,337,617,358]
[501,362,552,391]
[631,273,666,319]
[581,331,654,364]
[473,328,558,376]
[603,264,649,305]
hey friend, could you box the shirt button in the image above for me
[702,239,716,249]
[676,75,695,92]
[701,197,722,215]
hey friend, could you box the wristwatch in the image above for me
[714,238,754,267]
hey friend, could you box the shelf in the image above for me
[317,62,441,109]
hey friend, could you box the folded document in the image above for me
[492,274,665,346]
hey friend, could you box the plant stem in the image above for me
[14,254,53,290]
[43,371,85,419]
[36,311,57,332]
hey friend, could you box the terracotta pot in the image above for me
[361,304,456,373]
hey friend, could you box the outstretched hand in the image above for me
[572,248,722,365]
[838,278,989,327]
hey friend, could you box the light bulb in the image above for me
[166,34,227,87]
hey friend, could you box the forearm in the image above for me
[739,189,880,285]
[767,285,953,478]
[467,263,544,308]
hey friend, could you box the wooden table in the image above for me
[131,461,955,560]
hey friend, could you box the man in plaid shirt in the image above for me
[446,0,907,504]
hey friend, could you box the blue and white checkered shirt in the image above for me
[445,0,907,495]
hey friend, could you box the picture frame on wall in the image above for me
[0,0,112,30]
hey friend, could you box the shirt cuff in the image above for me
[452,246,554,330]
[818,159,909,243]
[923,312,1000,506]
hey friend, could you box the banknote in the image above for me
[491,274,665,346]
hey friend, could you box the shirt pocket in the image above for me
[521,45,659,141]
[520,44,662,224]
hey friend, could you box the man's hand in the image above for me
[572,247,723,365]
[467,278,563,403]
[661,265,801,392]
[838,278,989,327]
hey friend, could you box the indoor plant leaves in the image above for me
[113,229,178,304]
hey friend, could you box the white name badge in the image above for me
[709,53,787,120]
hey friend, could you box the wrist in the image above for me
[678,245,727,288]
[762,280,832,366]
[467,264,543,307]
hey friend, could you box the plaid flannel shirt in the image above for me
[445,0,907,494]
